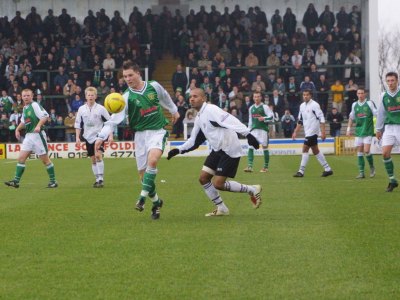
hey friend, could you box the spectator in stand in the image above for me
[281,109,296,138]
[336,6,350,33]
[270,89,285,118]
[344,52,362,80]
[8,80,21,99]
[279,53,291,83]
[290,63,304,86]
[200,76,213,92]
[318,24,330,42]
[189,68,203,86]
[0,90,14,115]
[315,74,330,116]
[300,75,316,95]
[291,50,303,66]
[0,113,10,142]
[245,50,259,84]
[142,48,155,80]
[314,45,329,75]
[70,94,84,113]
[302,48,315,73]
[327,107,344,137]
[349,5,361,30]
[266,50,280,75]
[97,80,110,102]
[271,9,282,36]
[283,8,297,39]
[333,49,344,80]
[251,75,266,92]
[268,37,282,58]
[265,73,277,92]
[273,77,286,97]
[103,52,116,70]
[55,115,65,142]
[172,94,188,138]
[302,4,319,34]
[54,66,69,92]
[331,80,345,113]
[241,95,254,126]
[319,5,335,31]
[345,79,358,119]
[63,78,77,99]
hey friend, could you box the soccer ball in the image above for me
[104,93,125,114]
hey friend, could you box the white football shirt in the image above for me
[75,103,110,143]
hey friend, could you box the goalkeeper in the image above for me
[167,88,263,217]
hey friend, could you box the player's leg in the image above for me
[363,138,375,177]
[356,141,365,178]
[200,151,229,216]
[244,148,254,172]
[381,128,398,192]
[95,142,105,187]
[5,150,30,188]
[39,154,58,188]
[136,129,167,219]
[212,153,262,209]
[310,136,333,177]
[260,131,269,172]
[294,140,311,177]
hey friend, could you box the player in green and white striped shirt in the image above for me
[244,91,274,173]
[346,88,377,179]
[4,89,57,188]
[376,72,400,192]
[96,61,179,219]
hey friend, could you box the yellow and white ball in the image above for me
[104,93,125,114]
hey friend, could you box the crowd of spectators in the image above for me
[0,3,364,142]
[169,4,364,138]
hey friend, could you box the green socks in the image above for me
[357,154,365,174]
[46,163,56,183]
[247,149,254,168]
[263,150,270,169]
[383,157,397,183]
[14,163,26,182]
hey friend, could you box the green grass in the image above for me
[1,155,400,299]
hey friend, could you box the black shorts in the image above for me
[304,134,318,147]
[86,141,104,157]
[203,150,240,178]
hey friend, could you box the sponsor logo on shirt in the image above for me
[140,106,158,117]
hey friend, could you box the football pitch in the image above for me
[1,155,399,299]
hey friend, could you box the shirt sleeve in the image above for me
[375,93,386,132]
[178,118,202,152]
[263,105,274,122]
[151,81,178,114]
[247,106,253,129]
[367,100,378,116]
[32,102,49,119]
[314,102,325,123]
[212,105,250,136]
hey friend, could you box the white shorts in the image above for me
[354,136,373,147]
[251,129,269,147]
[21,131,48,156]
[382,124,400,147]
[134,129,168,170]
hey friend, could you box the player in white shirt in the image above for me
[292,89,333,177]
[75,87,111,187]
[167,88,263,217]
